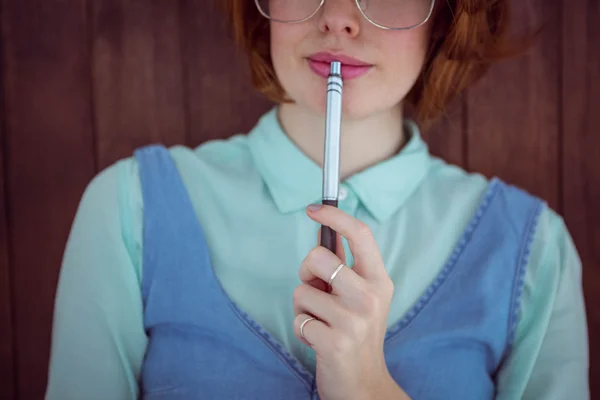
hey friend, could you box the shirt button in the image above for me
[339,186,348,201]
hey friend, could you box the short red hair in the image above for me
[220,0,530,126]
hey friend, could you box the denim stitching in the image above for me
[507,200,544,348]
[228,302,314,390]
[385,178,501,342]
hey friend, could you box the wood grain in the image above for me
[467,0,560,209]
[1,0,96,397]
[561,0,600,393]
[0,63,16,400]
[181,0,273,145]
[92,0,187,168]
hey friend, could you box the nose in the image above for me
[317,0,362,38]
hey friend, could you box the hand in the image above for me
[293,204,410,400]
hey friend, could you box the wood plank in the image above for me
[181,0,273,145]
[92,0,187,168]
[1,0,96,397]
[467,0,560,209]
[0,72,16,400]
[561,0,600,395]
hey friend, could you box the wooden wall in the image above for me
[0,0,598,398]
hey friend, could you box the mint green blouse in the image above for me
[46,107,589,399]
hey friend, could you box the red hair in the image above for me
[220,0,532,126]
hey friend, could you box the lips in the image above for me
[307,52,373,80]
[309,52,371,66]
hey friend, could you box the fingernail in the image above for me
[307,204,323,212]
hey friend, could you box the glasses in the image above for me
[255,0,436,30]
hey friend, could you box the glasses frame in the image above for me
[254,0,436,31]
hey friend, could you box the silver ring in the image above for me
[300,317,316,339]
[328,263,346,285]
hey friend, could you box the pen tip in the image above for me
[330,61,341,76]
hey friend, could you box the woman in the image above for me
[45,0,589,399]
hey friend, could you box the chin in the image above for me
[282,68,403,121]
[303,87,389,121]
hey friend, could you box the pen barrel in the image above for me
[322,62,342,255]
[320,200,339,253]
[323,73,343,202]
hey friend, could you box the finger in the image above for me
[336,232,345,262]
[294,313,331,349]
[299,246,363,297]
[293,283,349,328]
[306,276,329,293]
[318,227,346,263]
[304,232,330,292]
[307,205,384,280]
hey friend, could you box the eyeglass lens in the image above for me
[255,0,434,30]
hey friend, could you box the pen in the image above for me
[320,61,343,254]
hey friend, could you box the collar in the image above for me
[247,107,432,223]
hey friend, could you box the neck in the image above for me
[277,103,406,181]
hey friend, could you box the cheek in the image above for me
[380,29,430,95]
[270,23,326,111]
[340,29,430,118]
[269,24,303,95]
[270,24,287,74]
[405,30,430,70]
